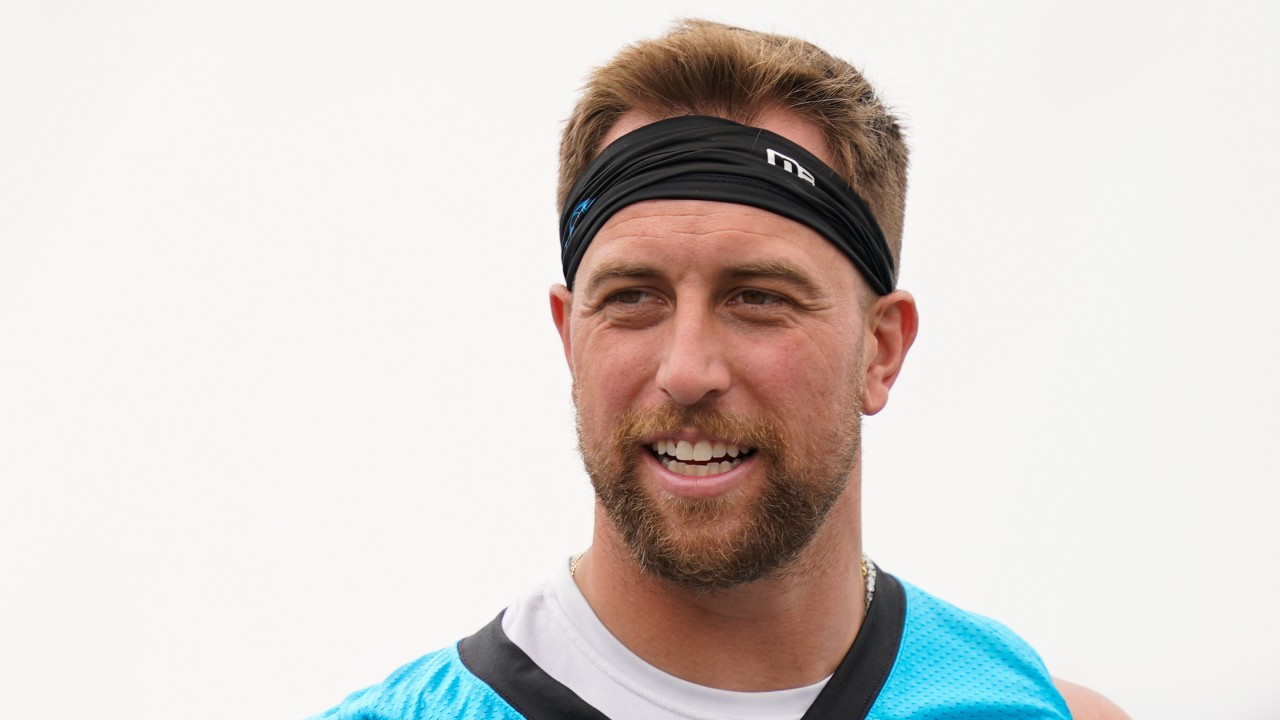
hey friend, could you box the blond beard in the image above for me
[576,383,862,591]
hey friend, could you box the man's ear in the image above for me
[550,284,574,371]
[862,289,918,415]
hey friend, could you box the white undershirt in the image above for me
[501,559,830,720]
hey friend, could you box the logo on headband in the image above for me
[765,149,815,186]
[567,198,595,244]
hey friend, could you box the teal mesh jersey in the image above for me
[312,571,1070,719]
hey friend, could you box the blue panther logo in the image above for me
[566,198,595,243]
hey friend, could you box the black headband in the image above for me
[559,115,896,295]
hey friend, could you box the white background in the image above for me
[2,2,1277,718]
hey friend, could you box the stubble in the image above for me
[577,391,862,592]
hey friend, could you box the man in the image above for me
[316,20,1127,719]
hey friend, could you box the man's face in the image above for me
[553,113,874,590]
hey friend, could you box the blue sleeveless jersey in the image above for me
[312,572,1070,719]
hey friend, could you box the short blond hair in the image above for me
[558,19,910,264]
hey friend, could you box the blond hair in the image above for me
[558,19,910,263]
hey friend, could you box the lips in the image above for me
[648,438,757,477]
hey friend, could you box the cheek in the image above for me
[734,343,862,463]
[571,326,660,412]
[731,328,861,411]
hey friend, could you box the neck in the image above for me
[573,485,865,691]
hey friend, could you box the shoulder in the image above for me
[1053,678,1131,720]
[895,579,1056,675]
[870,577,1071,719]
[894,582,1130,719]
[308,642,527,720]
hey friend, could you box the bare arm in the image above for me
[1053,678,1130,720]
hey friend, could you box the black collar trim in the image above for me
[799,570,905,719]
[458,611,609,720]
[457,571,906,720]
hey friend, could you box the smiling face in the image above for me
[555,198,875,590]
[550,111,893,590]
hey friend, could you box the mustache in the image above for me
[609,402,784,455]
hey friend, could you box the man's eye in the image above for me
[609,289,650,305]
[737,290,782,305]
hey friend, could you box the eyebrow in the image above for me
[581,261,664,296]
[581,259,825,297]
[719,260,823,297]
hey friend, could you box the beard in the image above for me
[577,391,862,592]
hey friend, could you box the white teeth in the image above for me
[652,439,753,466]
[658,456,744,477]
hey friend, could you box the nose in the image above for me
[655,304,731,406]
